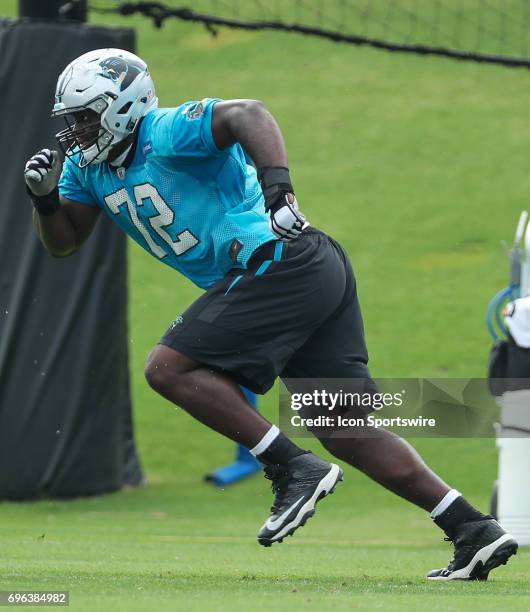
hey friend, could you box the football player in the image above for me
[24,48,517,578]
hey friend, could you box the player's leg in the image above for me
[145,344,342,545]
[282,318,451,511]
[145,242,344,544]
[281,232,518,579]
[145,345,272,448]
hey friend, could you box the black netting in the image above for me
[90,0,530,68]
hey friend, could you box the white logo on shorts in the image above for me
[170,315,184,329]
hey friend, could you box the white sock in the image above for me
[249,425,280,457]
[430,489,462,518]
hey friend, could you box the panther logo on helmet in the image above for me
[98,57,143,91]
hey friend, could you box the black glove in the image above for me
[258,166,308,240]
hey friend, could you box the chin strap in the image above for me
[109,142,134,168]
[110,118,145,170]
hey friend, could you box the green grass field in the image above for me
[2,2,530,610]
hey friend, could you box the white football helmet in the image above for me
[52,48,158,167]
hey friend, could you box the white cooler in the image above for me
[496,390,530,546]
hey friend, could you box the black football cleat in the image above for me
[427,517,518,581]
[258,453,343,547]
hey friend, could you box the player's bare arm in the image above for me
[212,99,288,167]
[25,148,100,257]
[32,196,100,257]
[212,99,308,240]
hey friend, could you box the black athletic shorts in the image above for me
[160,228,372,396]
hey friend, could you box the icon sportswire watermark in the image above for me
[279,378,530,438]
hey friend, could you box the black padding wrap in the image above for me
[27,185,61,216]
[257,166,294,212]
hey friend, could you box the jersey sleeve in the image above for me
[151,98,225,159]
[58,158,98,207]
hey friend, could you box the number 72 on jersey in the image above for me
[104,183,199,258]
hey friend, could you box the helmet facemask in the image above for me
[55,97,115,167]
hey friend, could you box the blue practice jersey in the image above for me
[59,98,276,289]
